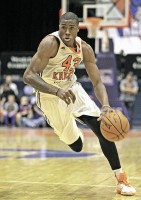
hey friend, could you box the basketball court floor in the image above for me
[0,127,141,200]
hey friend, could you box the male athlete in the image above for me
[23,12,136,195]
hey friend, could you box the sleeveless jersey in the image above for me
[41,31,83,90]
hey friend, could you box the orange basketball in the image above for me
[100,110,130,142]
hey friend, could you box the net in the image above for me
[85,17,103,38]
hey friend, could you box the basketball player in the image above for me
[23,12,136,195]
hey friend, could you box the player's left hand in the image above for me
[97,105,114,121]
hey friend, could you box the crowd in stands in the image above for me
[0,73,139,128]
[0,75,46,128]
[119,71,139,121]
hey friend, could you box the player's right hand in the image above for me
[56,88,76,105]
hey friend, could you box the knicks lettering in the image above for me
[53,71,73,80]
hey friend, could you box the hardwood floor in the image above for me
[0,127,140,200]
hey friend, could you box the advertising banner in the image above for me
[1,52,34,75]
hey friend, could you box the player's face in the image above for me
[59,20,79,46]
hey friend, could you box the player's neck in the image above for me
[66,42,77,51]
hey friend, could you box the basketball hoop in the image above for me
[85,17,102,39]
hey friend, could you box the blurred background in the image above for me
[0,0,141,130]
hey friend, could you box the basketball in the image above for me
[100,110,130,142]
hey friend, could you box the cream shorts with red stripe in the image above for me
[37,82,101,145]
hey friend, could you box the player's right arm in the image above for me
[23,36,59,95]
[23,36,75,104]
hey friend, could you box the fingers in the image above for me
[68,89,76,103]
[64,95,71,105]
[64,90,76,104]
[57,89,76,105]
[97,113,104,121]
[97,107,115,121]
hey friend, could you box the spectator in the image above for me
[119,71,139,120]
[23,84,36,104]
[16,96,46,128]
[0,97,6,125]
[3,95,18,126]
[1,83,17,102]
[4,75,19,95]
[16,96,33,127]
[31,103,46,127]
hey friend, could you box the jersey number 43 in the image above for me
[62,55,81,71]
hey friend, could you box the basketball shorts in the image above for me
[37,82,101,145]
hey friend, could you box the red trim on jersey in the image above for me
[68,41,81,54]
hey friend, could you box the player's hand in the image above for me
[56,88,76,105]
[97,105,114,121]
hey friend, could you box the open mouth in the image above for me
[64,38,71,42]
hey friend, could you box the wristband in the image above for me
[102,105,111,109]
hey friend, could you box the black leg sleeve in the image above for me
[78,115,121,170]
[68,137,83,152]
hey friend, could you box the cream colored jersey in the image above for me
[36,32,101,144]
[41,31,83,92]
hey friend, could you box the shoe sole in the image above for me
[116,189,136,196]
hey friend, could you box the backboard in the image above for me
[61,0,130,28]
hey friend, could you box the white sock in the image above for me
[113,168,123,178]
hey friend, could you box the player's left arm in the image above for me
[82,40,111,112]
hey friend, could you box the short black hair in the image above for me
[60,12,79,25]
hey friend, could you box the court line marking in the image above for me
[0,180,140,189]
[0,180,115,187]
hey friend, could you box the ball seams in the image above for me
[116,111,129,133]
[102,114,124,138]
